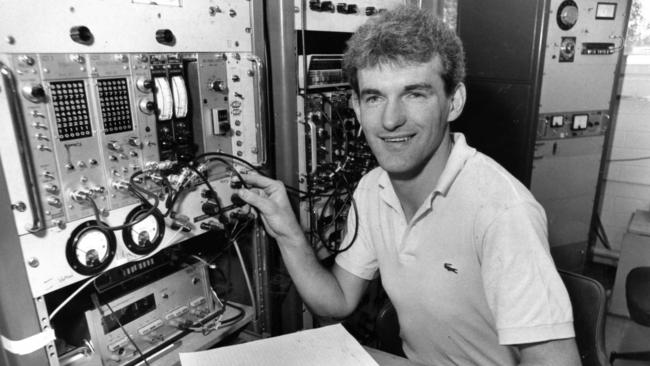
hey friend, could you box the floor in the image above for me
[584,262,650,365]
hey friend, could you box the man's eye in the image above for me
[364,96,380,104]
[407,92,426,99]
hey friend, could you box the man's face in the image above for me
[352,56,462,178]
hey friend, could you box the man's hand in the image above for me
[235,173,304,244]
[236,173,369,318]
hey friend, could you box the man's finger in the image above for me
[240,173,275,189]
[235,188,272,213]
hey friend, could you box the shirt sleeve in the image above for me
[334,183,379,280]
[479,201,575,345]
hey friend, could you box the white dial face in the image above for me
[75,230,109,266]
[130,215,159,247]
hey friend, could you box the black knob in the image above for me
[210,80,226,92]
[321,1,335,11]
[22,84,46,102]
[202,201,221,216]
[155,29,175,45]
[70,26,93,45]
[309,0,321,11]
[139,79,153,91]
[30,85,45,99]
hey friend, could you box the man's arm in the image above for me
[517,338,581,366]
[236,173,369,318]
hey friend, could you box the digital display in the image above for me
[571,114,589,130]
[596,3,616,19]
[551,115,564,128]
[102,294,156,334]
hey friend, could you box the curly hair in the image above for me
[342,5,465,96]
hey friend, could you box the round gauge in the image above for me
[122,205,165,255]
[557,0,579,31]
[66,221,117,276]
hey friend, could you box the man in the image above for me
[236,5,581,365]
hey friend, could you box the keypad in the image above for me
[98,78,133,134]
[51,80,92,141]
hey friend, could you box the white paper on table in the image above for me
[179,323,379,366]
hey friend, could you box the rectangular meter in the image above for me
[596,3,617,19]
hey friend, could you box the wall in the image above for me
[599,55,650,252]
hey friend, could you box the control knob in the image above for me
[210,80,226,92]
[69,26,93,45]
[47,197,61,207]
[128,137,142,148]
[139,99,155,114]
[155,29,175,45]
[107,141,122,151]
[136,78,154,93]
[44,184,59,194]
[320,1,335,11]
[21,84,46,103]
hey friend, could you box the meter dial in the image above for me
[66,221,117,276]
[557,0,578,30]
[122,205,165,255]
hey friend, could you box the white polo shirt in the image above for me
[335,133,575,365]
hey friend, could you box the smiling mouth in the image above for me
[382,135,414,143]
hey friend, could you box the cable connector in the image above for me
[111,180,131,191]
[70,188,93,202]
[144,160,177,172]
[170,214,192,232]
[200,220,225,232]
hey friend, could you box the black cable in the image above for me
[333,190,359,254]
[188,165,224,216]
[195,151,363,254]
[220,302,246,325]
[195,151,333,199]
[85,187,160,232]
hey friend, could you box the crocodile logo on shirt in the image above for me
[444,263,458,274]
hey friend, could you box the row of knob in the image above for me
[21,77,153,105]
[309,1,385,15]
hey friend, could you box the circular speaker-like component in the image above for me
[122,205,165,255]
[66,221,116,276]
[557,0,579,31]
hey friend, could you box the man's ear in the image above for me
[447,82,466,122]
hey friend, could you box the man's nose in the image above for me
[382,99,406,131]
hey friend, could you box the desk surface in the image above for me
[365,347,425,366]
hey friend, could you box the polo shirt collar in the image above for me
[434,132,476,196]
[377,133,476,211]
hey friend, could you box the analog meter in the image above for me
[557,0,579,30]
[66,221,117,276]
[123,205,165,255]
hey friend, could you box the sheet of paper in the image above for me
[179,323,379,366]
